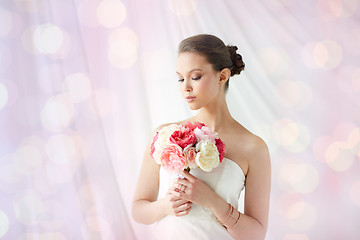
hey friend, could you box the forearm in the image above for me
[132,198,167,225]
[207,194,266,240]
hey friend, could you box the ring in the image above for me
[179,184,187,192]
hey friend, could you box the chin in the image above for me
[188,104,201,110]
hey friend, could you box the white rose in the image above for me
[153,124,180,164]
[195,139,220,172]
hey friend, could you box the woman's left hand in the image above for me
[172,170,216,208]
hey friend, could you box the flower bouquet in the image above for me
[150,121,226,174]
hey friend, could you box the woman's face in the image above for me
[176,52,221,110]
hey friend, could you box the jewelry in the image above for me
[217,203,241,229]
[179,184,187,192]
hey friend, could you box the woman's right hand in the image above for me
[162,188,192,217]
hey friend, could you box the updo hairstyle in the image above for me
[178,34,245,91]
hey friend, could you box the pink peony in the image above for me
[183,121,205,132]
[194,126,218,143]
[150,132,159,157]
[160,144,187,174]
[183,146,197,169]
[169,128,197,149]
[215,138,226,163]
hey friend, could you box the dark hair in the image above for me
[178,34,245,91]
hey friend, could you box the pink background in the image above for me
[0,0,359,239]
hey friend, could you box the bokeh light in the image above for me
[63,73,92,103]
[0,80,18,109]
[21,26,42,54]
[0,82,8,111]
[13,144,44,177]
[317,0,360,20]
[313,135,335,163]
[14,190,45,226]
[33,23,64,54]
[277,192,304,218]
[286,201,317,231]
[325,140,355,171]
[274,80,313,110]
[168,0,198,16]
[41,93,75,132]
[278,160,319,193]
[0,210,9,238]
[313,40,342,69]
[46,134,77,164]
[108,27,138,69]
[272,119,311,152]
[256,47,289,75]
[336,66,360,93]
[2,0,360,239]
[96,0,127,28]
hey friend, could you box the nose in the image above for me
[184,78,192,92]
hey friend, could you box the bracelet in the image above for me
[217,203,241,229]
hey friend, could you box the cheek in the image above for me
[198,78,218,96]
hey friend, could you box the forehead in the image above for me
[176,52,212,74]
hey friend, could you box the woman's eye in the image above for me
[192,76,201,80]
[178,79,184,82]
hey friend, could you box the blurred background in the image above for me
[0,0,360,239]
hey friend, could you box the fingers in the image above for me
[170,200,192,216]
[178,170,197,182]
[166,189,192,216]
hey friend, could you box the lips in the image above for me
[185,96,196,102]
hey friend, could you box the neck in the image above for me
[192,92,233,132]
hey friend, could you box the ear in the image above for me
[219,68,231,86]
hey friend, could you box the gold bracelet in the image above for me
[217,203,241,229]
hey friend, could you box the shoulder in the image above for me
[232,122,270,165]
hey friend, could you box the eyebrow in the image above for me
[176,69,203,75]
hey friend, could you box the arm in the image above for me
[131,125,192,224]
[173,137,271,239]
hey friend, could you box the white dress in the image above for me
[151,158,246,240]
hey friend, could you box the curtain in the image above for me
[0,0,359,239]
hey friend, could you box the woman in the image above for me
[132,34,271,240]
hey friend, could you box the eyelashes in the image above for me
[177,76,202,82]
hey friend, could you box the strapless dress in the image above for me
[151,158,246,240]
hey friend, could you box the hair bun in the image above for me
[227,45,245,76]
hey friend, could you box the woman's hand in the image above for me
[172,170,216,208]
[162,187,192,217]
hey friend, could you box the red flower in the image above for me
[215,138,226,162]
[150,132,159,157]
[183,121,205,132]
[170,128,197,149]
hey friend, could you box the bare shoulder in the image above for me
[231,122,270,165]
